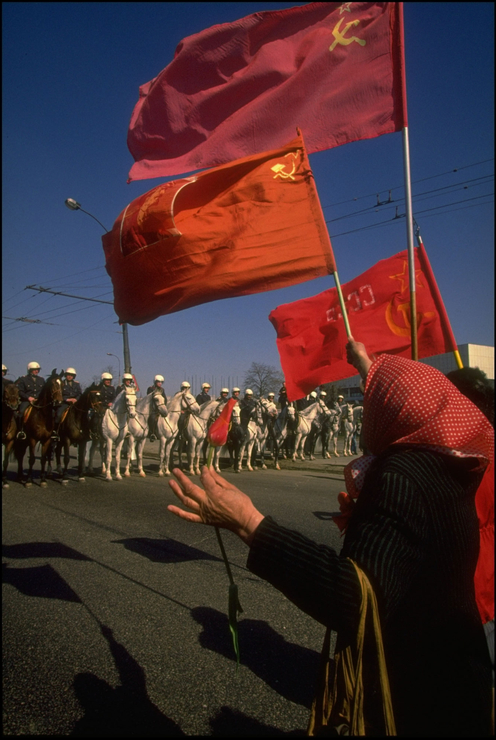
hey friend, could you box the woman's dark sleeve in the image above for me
[247,516,361,633]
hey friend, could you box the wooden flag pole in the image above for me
[332,270,352,338]
[402,125,418,361]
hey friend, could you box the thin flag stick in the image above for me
[402,126,418,360]
[332,270,352,338]
[398,3,418,361]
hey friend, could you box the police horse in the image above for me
[322,408,342,458]
[88,387,137,481]
[215,403,244,473]
[342,403,355,456]
[2,382,20,488]
[15,370,64,487]
[292,399,332,461]
[55,383,104,483]
[272,404,296,470]
[157,390,201,476]
[179,398,224,476]
[124,390,169,477]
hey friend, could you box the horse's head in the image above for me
[181,391,200,415]
[153,392,168,416]
[319,399,332,417]
[125,387,137,418]
[231,404,241,424]
[87,388,104,415]
[42,373,64,406]
[3,382,20,410]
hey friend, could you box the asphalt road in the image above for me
[3,449,347,736]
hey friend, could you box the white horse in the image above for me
[323,409,341,457]
[157,391,201,476]
[256,398,278,469]
[91,388,137,481]
[124,391,169,477]
[342,403,355,456]
[272,404,296,470]
[292,400,332,461]
[180,399,224,475]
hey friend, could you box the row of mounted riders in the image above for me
[2,369,363,487]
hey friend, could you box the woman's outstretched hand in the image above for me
[168,466,264,545]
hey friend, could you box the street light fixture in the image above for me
[65,197,132,375]
[107,353,121,385]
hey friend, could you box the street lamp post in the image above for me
[107,353,121,385]
[65,198,132,374]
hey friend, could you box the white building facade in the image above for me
[326,344,494,401]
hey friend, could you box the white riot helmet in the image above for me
[123,373,133,381]
[338,394,344,400]
[310,391,317,399]
[202,382,211,389]
[245,389,253,395]
[2,364,7,372]
[267,392,275,398]
[232,387,240,393]
[101,372,113,380]
[181,381,191,389]
[154,375,164,382]
[65,367,77,376]
[320,391,327,397]
[27,362,40,372]
[221,388,229,394]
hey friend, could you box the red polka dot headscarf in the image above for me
[362,354,493,470]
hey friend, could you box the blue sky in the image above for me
[2,2,494,395]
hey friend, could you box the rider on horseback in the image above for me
[52,367,82,441]
[178,380,192,439]
[2,364,13,392]
[146,374,167,442]
[15,362,45,439]
[116,373,135,396]
[196,382,211,405]
[239,389,257,437]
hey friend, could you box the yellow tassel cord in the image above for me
[308,559,396,736]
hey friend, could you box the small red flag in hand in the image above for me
[207,398,237,451]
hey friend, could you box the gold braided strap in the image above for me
[308,559,396,736]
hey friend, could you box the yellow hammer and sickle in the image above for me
[271,152,298,180]
[329,18,366,52]
[385,300,436,337]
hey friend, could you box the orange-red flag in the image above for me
[269,246,458,401]
[103,131,335,325]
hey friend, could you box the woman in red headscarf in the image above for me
[167,339,493,737]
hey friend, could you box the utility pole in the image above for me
[64,198,132,373]
[25,284,132,373]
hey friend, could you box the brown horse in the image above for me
[2,382,20,488]
[15,370,64,487]
[54,383,104,483]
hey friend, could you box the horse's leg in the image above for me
[136,438,146,477]
[39,439,52,487]
[77,441,87,481]
[26,439,37,485]
[292,432,301,461]
[105,438,114,481]
[114,436,126,481]
[60,439,71,483]
[3,439,14,488]
[245,437,255,472]
[158,436,165,476]
[124,436,133,477]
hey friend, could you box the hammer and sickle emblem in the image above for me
[271,152,298,180]
[385,300,436,337]
[329,18,366,52]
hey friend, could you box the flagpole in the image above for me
[402,126,418,360]
[332,270,352,338]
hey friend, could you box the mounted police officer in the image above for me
[196,382,211,405]
[99,372,116,408]
[52,367,82,440]
[146,374,167,443]
[278,381,288,409]
[178,380,193,439]
[15,362,45,439]
[239,388,257,427]
[2,363,13,392]
[216,387,230,403]
[231,387,241,403]
[116,373,135,396]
